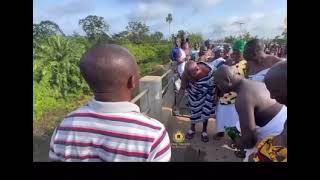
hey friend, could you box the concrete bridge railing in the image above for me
[131,69,174,124]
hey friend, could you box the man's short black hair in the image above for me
[245,39,264,53]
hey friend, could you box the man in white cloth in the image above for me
[243,39,282,82]
[213,39,247,140]
[213,65,287,160]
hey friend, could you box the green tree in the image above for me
[224,35,237,44]
[112,31,130,44]
[177,30,186,40]
[126,21,150,43]
[272,35,286,45]
[241,32,255,41]
[79,15,110,42]
[165,13,173,38]
[149,31,164,42]
[282,16,287,40]
[188,33,203,44]
[33,35,88,97]
[33,20,65,39]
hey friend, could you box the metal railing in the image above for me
[161,69,172,97]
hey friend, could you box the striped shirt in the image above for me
[49,99,171,162]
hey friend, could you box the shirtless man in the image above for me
[249,61,287,162]
[213,65,287,158]
[244,39,282,81]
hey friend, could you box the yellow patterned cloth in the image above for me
[219,60,247,105]
[253,136,287,162]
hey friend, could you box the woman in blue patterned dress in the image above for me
[173,60,217,142]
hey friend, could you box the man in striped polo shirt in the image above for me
[49,44,171,162]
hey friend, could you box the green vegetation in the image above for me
[33,14,287,130]
[33,15,173,124]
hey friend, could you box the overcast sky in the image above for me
[33,0,287,39]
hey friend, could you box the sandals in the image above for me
[185,130,195,139]
[234,150,246,158]
[201,132,209,142]
[185,130,209,143]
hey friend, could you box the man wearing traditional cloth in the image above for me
[244,39,282,82]
[213,39,247,140]
[249,61,287,162]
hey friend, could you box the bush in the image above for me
[33,35,171,121]
[122,43,171,75]
[33,35,91,120]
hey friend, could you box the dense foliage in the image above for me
[33,16,172,121]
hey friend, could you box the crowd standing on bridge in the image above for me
[171,36,287,162]
[48,34,287,162]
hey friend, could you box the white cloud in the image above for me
[126,0,223,20]
[208,10,286,40]
[47,0,94,17]
[127,2,171,21]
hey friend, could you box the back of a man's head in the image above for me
[264,60,287,105]
[80,44,139,100]
[214,65,239,93]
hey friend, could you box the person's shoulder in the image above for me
[65,103,90,117]
[238,80,260,99]
[127,112,166,131]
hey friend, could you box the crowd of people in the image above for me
[48,35,287,162]
[264,43,286,58]
[171,36,287,162]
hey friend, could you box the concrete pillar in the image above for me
[139,76,162,120]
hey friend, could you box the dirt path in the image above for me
[166,116,242,162]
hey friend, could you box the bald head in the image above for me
[264,61,287,105]
[80,44,139,99]
[213,65,240,93]
[243,39,265,62]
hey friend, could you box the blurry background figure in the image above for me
[197,45,211,62]
[181,41,190,60]
[171,37,181,72]
[213,46,224,60]
[190,42,200,61]
[204,39,214,58]
[223,44,232,61]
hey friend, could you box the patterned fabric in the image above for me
[253,136,287,162]
[187,62,216,123]
[219,60,247,105]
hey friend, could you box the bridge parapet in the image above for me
[131,69,173,124]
